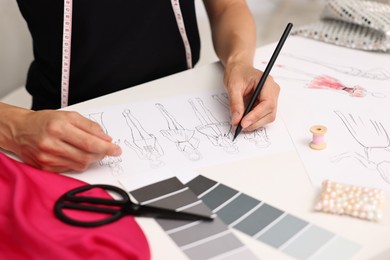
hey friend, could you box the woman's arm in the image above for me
[0,102,121,172]
[203,0,280,131]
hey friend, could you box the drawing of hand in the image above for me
[335,111,390,149]
[363,68,390,81]
[378,161,390,184]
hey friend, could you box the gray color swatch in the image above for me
[258,214,309,248]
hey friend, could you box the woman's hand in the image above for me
[224,61,280,131]
[203,0,280,131]
[0,103,121,172]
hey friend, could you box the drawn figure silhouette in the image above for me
[211,93,230,110]
[88,112,124,176]
[189,97,238,154]
[270,62,386,98]
[308,75,385,98]
[332,111,390,184]
[284,53,390,80]
[244,127,271,148]
[122,109,164,168]
[212,93,271,148]
[99,140,124,176]
[155,103,201,161]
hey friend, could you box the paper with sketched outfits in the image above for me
[63,87,295,185]
[63,36,390,194]
[255,37,390,191]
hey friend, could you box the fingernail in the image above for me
[231,112,241,123]
[242,120,252,129]
[113,145,122,156]
[102,133,113,142]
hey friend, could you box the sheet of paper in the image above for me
[64,36,390,195]
[254,36,390,191]
[64,87,295,186]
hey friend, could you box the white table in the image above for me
[64,38,390,260]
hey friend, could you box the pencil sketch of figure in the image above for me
[88,112,124,176]
[331,111,390,184]
[189,97,238,154]
[283,53,390,80]
[244,127,271,148]
[271,62,386,98]
[307,75,385,98]
[212,93,271,148]
[211,92,230,111]
[99,140,124,176]
[155,103,202,161]
[122,109,165,168]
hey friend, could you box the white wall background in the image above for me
[0,0,32,98]
[0,0,324,106]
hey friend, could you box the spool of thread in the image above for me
[310,125,327,150]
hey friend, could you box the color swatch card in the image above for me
[186,175,361,260]
[129,177,258,260]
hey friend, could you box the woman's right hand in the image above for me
[0,103,122,173]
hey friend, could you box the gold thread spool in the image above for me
[310,125,327,150]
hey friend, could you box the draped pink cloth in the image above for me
[0,152,150,259]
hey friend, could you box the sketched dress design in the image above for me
[189,97,238,154]
[308,75,371,97]
[332,111,390,184]
[123,109,165,168]
[155,103,202,161]
[212,93,271,148]
[283,53,390,81]
[88,112,123,176]
[271,62,386,98]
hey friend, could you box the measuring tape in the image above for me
[60,0,192,108]
[61,0,73,108]
[171,0,193,70]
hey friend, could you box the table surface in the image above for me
[63,38,390,260]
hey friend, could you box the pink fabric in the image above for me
[0,153,150,260]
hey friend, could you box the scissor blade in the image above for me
[131,204,214,221]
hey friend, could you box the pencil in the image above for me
[232,22,293,141]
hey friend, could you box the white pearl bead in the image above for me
[315,180,385,222]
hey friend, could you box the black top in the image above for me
[16,0,201,109]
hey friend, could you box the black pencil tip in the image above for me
[233,125,242,141]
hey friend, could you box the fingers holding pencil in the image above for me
[231,22,293,140]
[239,75,280,132]
[226,69,280,132]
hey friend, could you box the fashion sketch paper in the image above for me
[256,36,390,191]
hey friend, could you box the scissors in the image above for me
[54,184,213,227]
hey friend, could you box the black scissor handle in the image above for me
[54,184,130,227]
